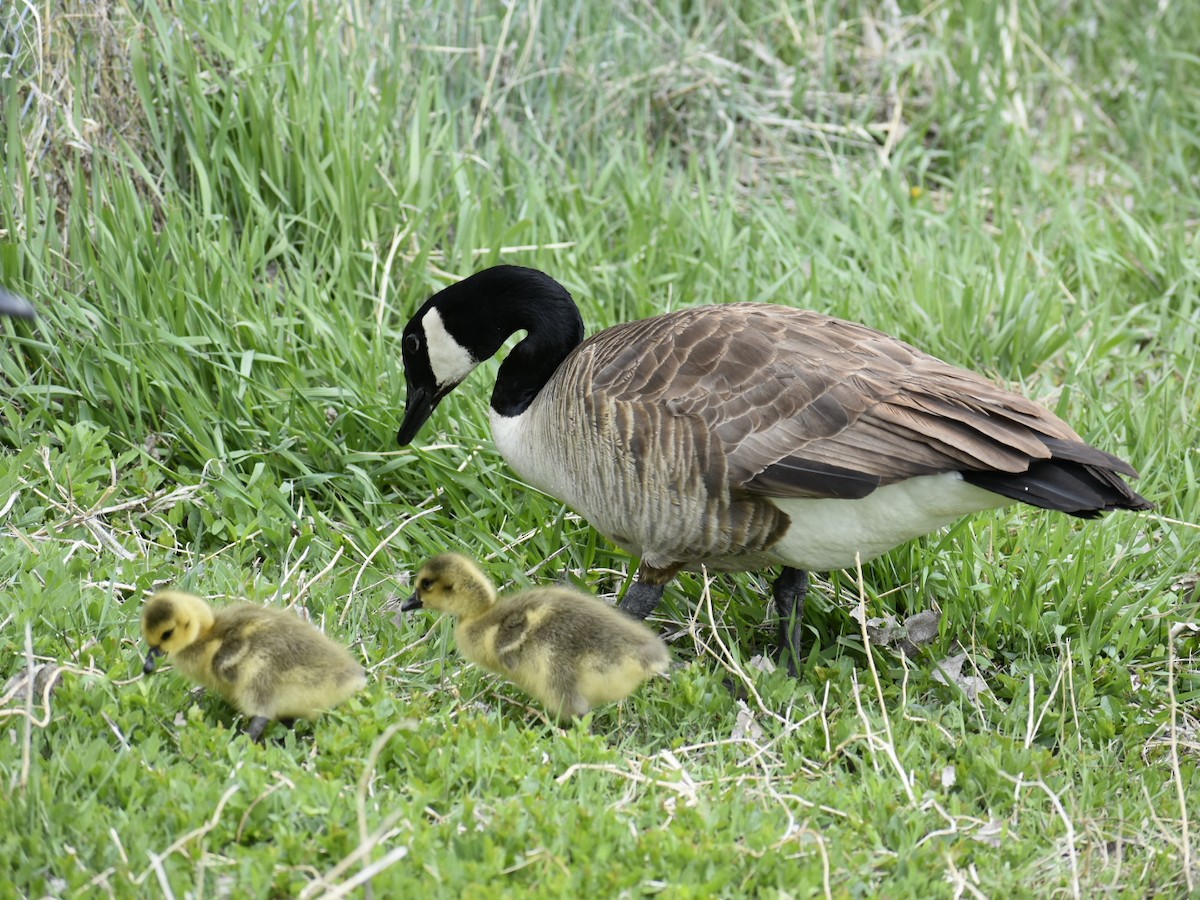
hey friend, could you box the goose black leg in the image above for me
[619,580,665,620]
[774,567,809,677]
[246,716,271,743]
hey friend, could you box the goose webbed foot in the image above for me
[774,567,809,678]
[619,580,665,620]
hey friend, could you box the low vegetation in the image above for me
[2,0,1197,895]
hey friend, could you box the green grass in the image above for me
[2,0,1198,895]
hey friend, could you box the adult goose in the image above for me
[395,265,1151,673]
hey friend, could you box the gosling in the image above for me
[402,554,670,722]
[141,590,366,742]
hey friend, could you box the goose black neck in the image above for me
[433,266,585,418]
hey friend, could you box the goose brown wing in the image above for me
[582,303,1130,502]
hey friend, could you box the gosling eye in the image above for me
[419,578,434,592]
[405,333,421,355]
[161,628,174,641]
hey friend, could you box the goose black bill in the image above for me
[397,386,435,445]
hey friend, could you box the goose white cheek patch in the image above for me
[422,308,478,387]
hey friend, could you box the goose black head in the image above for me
[396,266,584,444]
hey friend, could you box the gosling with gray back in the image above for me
[396,266,1151,674]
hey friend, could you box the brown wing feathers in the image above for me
[585,303,1148,514]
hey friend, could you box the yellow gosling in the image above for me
[141,590,366,742]
[403,554,669,721]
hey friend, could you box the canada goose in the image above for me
[0,286,35,319]
[395,266,1151,673]
[141,590,366,741]
[402,553,670,721]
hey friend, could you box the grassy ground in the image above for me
[1,0,1198,896]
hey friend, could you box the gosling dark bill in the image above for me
[143,646,164,675]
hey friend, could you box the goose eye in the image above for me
[419,578,433,591]
[161,628,174,641]
[405,334,420,355]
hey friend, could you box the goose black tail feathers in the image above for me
[962,438,1152,518]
